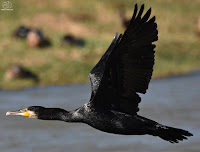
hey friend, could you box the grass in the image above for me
[0,0,200,89]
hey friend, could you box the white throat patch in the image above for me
[28,111,38,118]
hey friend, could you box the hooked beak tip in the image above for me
[6,111,11,116]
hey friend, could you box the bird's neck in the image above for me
[39,108,83,122]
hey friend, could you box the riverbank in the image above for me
[0,0,200,89]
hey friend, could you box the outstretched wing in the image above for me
[88,33,120,100]
[89,4,158,114]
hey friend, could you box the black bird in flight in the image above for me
[6,4,192,143]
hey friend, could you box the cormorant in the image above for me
[27,29,51,48]
[5,64,39,82]
[6,4,193,143]
[61,34,85,47]
[13,25,30,38]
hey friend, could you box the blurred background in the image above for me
[0,0,200,151]
[0,0,199,89]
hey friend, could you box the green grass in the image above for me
[0,0,200,89]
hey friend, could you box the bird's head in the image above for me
[6,106,68,120]
[6,106,45,119]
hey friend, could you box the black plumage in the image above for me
[5,64,39,82]
[7,4,192,144]
[13,25,30,38]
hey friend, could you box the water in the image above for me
[0,72,200,152]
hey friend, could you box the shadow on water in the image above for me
[0,72,200,152]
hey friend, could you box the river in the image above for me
[0,71,200,152]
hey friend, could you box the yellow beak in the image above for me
[6,110,30,117]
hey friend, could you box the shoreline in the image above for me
[1,68,199,91]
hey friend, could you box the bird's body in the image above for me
[5,64,39,82]
[30,104,156,135]
[7,4,193,144]
[61,34,85,47]
[13,25,30,38]
[27,29,51,48]
[78,104,155,136]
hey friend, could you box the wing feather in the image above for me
[89,33,119,100]
[89,4,158,114]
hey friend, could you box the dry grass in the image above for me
[22,13,95,37]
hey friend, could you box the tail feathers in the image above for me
[155,124,193,143]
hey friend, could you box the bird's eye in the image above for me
[25,109,27,112]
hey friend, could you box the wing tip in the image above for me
[148,7,152,14]
[134,4,138,9]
